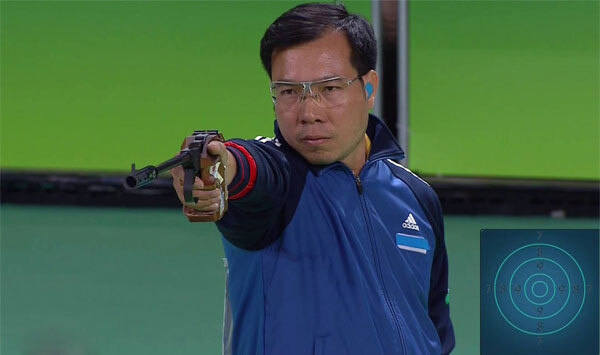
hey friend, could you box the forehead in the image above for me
[271,31,355,82]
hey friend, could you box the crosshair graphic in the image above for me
[481,230,599,355]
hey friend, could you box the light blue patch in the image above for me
[396,233,430,251]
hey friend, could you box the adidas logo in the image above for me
[402,213,420,231]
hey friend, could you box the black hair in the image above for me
[259,2,377,79]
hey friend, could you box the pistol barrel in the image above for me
[124,164,158,189]
[123,151,191,189]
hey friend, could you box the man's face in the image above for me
[271,31,377,168]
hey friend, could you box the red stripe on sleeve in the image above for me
[225,142,257,200]
[227,147,245,192]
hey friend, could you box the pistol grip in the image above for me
[180,131,228,223]
[200,155,218,189]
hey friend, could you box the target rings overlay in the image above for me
[480,229,599,355]
[493,243,585,335]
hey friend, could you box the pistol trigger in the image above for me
[183,168,196,204]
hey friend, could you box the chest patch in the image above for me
[396,233,430,254]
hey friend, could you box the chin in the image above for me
[300,150,338,166]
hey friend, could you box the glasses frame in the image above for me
[270,75,364,108]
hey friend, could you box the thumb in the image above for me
[207,141,228,163]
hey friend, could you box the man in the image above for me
[171,3,455,355]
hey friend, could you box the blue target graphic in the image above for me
[481,230,599,355]
[494,243,585,335]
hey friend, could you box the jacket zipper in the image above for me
[353,173,406,354]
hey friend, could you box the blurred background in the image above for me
[1,1,598,354]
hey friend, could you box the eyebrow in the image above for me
[274,74,341,83]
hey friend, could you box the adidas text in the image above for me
[402,222,420,231]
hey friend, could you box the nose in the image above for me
[298,84,324,124]
[298,94,324,124]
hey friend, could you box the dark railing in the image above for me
[1,171,598,217]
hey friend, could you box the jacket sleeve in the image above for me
[214,138,292,250]
[427,193,456,355]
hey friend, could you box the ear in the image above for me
[363,70,379,110]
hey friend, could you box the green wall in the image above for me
[1,1,598,180]
[0,1,369,174]
[409,0,599,180]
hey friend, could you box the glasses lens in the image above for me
[272,83,303,107]
[312,79,348,108]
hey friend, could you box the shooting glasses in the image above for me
[270,75,363,110]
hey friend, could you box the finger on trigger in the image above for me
[177,176,203,189]
[170,165,182,178]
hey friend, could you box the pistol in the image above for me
[123,130,228,222]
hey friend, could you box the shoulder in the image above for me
[383,159,444,237]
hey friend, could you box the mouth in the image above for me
[300,136,331,146]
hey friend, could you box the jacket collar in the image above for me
[273,114,405,174]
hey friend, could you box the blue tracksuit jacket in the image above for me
[216,114,455,355]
